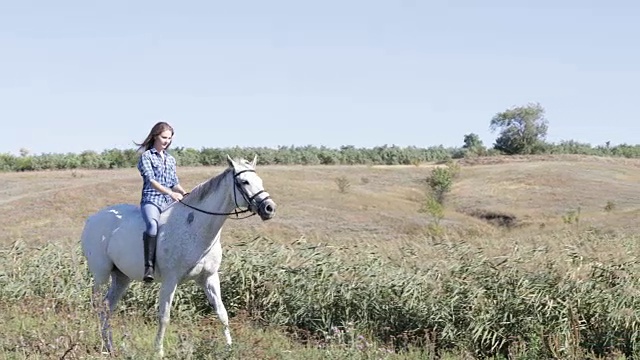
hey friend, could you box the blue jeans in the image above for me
[141,203,161,237]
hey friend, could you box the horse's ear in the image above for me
[226,154,236,168]
[251,155,258,167]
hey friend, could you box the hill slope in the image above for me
[1,154,639,249]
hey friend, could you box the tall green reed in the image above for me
[2,232,640,358]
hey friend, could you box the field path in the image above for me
[0,169,135,208]
[0,182,107,206]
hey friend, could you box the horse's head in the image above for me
[227,155,276,221]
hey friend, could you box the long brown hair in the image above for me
[135,121,175,154]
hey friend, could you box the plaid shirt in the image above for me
[137,148,179,209]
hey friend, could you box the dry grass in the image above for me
[3,154,640,359]
[4,154,640,250]
[4,155,640,285]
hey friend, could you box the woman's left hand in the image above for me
[170,192,184,202]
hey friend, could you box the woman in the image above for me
[135,121,188,282]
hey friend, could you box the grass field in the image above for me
[2,154,640,359]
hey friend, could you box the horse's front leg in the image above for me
[155,280,178,358]
[199,272,232,347]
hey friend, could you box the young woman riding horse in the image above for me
[134,121,188,282]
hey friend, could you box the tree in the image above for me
[490,102,548,155]
[463,133,484,150]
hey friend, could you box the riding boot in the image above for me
[143,232,157,282]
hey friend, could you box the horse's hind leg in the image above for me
[106,268,132,313]
[199,272,232,346]
[88,267,113,354]
[99,268,132,354]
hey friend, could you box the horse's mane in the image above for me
[188,167,232,202]
[187,159,254,202]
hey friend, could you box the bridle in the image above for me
[177,169,270,219]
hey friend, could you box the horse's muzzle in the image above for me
[257,198,276,220]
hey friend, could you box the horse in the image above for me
[80,155,276,357]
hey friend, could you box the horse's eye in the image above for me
[242,180,250,185]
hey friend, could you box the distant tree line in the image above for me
[2,141,640,172]
[2,103,637,172]
[0,145,457,171]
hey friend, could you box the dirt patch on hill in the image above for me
[460,208,518,228]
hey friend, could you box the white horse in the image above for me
[80,155,276,357]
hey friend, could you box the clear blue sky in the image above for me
[1,1,638,155]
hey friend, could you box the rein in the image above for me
[176,169,267,219]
